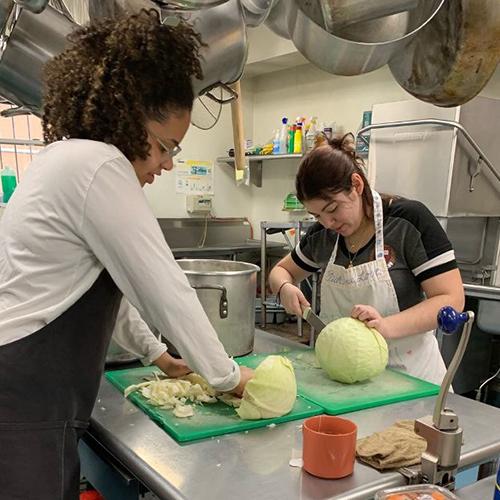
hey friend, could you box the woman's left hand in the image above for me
[350,304,395,338]
[154,352,192,378]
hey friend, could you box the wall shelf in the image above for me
[216,154,303,187]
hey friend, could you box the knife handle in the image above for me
[301,306,311,320]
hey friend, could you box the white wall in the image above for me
[144,79,255,219]
[246,63,500,231]
[143,30,500,236]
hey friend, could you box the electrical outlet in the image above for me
[186,195,212,214]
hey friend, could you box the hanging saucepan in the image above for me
[240,0,276,27]
[0,0,247,113]
[13,0,48,13]
[287,0,445,76]
[389,0,500,107]
[177,0,248,96]
[0,2,72,114]
[263,0,292,39]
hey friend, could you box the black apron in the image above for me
[0,270,122,500]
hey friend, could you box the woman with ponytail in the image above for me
[269,133,464,384]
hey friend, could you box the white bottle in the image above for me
[278,117,288,154]
[305,117,318,152]
[272,129,280,155]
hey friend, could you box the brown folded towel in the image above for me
[356,419,427,470]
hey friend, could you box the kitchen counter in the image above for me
[86,330,500,500]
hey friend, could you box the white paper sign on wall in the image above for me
[175,160,214,195]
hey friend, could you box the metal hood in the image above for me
[0,0,498,115]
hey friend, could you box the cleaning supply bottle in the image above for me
[272,129,280,155]
[287,123,295,154]
[356,110,372,158]
[323,123,333,141]
[305,117,318,152]
[278,117,288,154]
[293,122,303,154]
[1,166,17,203]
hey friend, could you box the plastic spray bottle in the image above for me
[1,166,17,203]
[272,129,280,155]
[278,117,288,154]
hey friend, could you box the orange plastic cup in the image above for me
[302,415,357,479]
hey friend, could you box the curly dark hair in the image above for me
[42,9,203,161]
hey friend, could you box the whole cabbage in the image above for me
[236,355,297,420]
[315,317,388,383]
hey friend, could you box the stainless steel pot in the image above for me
[176,259,260,357]
[241,0,276,27]
[288,0,445,76]
[179,0,248,96]
[389,0,500,107]
[264,0,292,39]
[0,0,246,113]
[0,2,73,113]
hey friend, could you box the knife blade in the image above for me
[302,307,327,332]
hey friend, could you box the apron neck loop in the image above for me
[372,190,385,260]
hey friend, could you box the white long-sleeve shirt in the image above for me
[0,139,240,391]
[111,298,167,366]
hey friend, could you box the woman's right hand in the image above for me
[279,283,310,316]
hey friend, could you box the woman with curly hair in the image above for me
[269,133,464,385]
[0,9,253,498]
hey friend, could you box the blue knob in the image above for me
[438,306,469,334]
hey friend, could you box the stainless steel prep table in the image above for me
[86,330,500,500]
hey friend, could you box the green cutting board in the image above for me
[105,366,323,443]
[236,349,440,415]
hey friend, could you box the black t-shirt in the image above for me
[291,198,457,312]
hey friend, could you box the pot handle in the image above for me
[192,285,228,319]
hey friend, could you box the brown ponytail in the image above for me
[295,132,374,216]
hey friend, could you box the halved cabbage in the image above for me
[236,355,297,420]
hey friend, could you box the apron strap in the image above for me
[372,190,385,261]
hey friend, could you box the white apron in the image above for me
[319,190,446,385]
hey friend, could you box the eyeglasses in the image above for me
[149,130,182,159]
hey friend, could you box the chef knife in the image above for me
[302,306,327,332]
